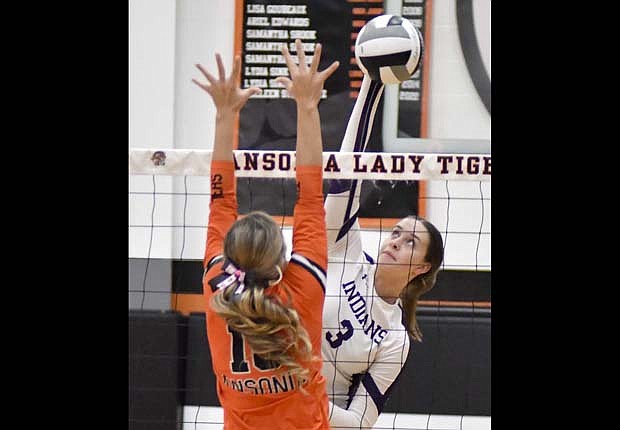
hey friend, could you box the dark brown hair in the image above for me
[399,215,444,342]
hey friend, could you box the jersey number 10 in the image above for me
[228,326,280,373]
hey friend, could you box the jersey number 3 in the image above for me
[326,319,354,348]
[228,326,280,373]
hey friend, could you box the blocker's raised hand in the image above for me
[192,53,262,113]
[275,39,339,110]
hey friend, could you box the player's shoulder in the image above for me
[379,320,410,354]
[287,252,327,292]
[378,329,411,362]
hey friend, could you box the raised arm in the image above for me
[276,40,339,167]
[275,40,339,271]
[192,54,262,162]
[325,75,385,256]
[192,54,261,268]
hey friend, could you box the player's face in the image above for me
[378,217,431,281]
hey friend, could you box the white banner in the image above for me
[130,149,491,181]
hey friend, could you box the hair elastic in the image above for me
[268,265,283,287]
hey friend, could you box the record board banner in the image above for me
[237,0,430,216]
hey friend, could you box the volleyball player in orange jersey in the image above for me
[192,40,339,429]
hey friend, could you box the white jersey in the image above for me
[322,242,411,427]
[321,76,411,429]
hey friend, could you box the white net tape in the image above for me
[130,149,491,182]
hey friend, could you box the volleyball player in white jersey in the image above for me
[322,75,445,429]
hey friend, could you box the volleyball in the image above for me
[354,15,424,84]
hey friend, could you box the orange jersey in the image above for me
[202,160,329,430]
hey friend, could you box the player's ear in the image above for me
[415,263,431,276]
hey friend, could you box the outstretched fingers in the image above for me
[274,76,292,92]
[295,39,307,71]
[231,55,242,84]
[281,44,297,76]
[319,60,340,82]
[241,86,263,103]
[194,63,217,86]
[215,53,226,81]
[309,43,321,74]
[191,78,211,94]
[276,40,339,103]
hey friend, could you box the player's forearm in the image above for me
[205,161,237,266]
[324,76,378,249]
[212,110,237,162]
[340,75,373,154]
[295,106,323,167]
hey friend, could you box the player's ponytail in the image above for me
[210,211,316,390]
[399,216,444,342]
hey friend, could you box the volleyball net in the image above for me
[129,147,491,430]
[129,147,490,263]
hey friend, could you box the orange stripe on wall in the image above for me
[254,216,402,230]
[233,0,246,197]
[418,300,491,308]
[359,217,400,229]
[184,214,401,230]
[352,7,384,15]
[417,0,433,219]
[172,293,204,316]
